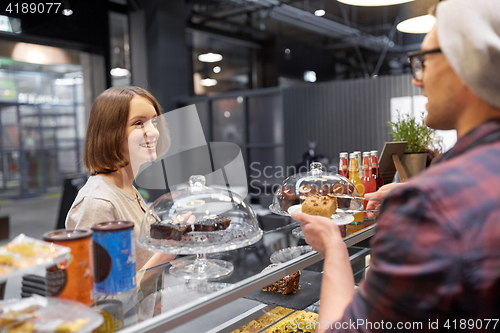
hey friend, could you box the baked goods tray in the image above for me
[0,295,103,332]
[243,270,322,310]
[0,234,71,283]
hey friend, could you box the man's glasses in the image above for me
[407,47,441,81]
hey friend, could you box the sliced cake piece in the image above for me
[262,268,300,295]
[192,215,231,232]
[301,194,337,218]
[150,221,191,241]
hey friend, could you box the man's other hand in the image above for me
[364,183,404,218]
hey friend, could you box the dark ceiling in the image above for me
[0,0,433,91]
[187,0,431,80]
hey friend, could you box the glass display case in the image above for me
[1,205,374,333]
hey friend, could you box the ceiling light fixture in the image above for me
[397,14,436,33]
[198,53,223,63]
[12,42,71,65]
[304,71,317,83]
[213,66,221,73]
[200,78,217,87]
[314,9,325,16]
[62,0,72,16]
[337,0,414,6]
[110,68,131,77]
[396,0,438,34]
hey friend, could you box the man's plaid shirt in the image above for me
[331,118,500,332]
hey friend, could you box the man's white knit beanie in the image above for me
[437,0,500,108]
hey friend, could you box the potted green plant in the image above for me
[388,113,434,177]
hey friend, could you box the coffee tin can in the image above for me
[91,221,136,294]
[43,229,93,305]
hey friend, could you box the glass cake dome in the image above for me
[138,175,262,254]
[269,162,363,216]
[137,175,263,280]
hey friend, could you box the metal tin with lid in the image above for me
[91,221,136,294]
[43,229,94,305]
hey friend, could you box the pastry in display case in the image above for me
[0,295,103,332]
[231,307,294,333]
[0,234,71,281]
[262,271,301,295]
[232,307,319,333]
[137,175,263,280]
[262,264,301,295]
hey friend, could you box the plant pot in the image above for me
[402,152,427,178]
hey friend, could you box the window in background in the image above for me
[190,30,253,95]
[212,98,245,146]
[0,40,85,198]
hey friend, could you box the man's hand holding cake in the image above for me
[290,210,354,332]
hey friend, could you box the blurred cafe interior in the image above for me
[0,0,460,332]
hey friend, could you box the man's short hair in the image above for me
[84,87,170,175]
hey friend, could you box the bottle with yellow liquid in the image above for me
[349,153,365,224]
[353,151,362,178]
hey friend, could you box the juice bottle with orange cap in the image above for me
[349,153,364,223]
[361,152,377,209]
[339,152,349,178]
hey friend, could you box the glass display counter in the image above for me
[0,217,374,333]
[121,219,375,333]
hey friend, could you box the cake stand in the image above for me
[269,162,364,217]
[137,175,263,280]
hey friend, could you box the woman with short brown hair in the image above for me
[66,86,175,271]
[84,86,170,175]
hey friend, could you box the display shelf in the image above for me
[1,218,374,333]
[120,221,374,333]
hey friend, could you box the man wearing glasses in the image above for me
[292,0,500,332]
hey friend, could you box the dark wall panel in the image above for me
[145,0,190,112]
[283,74,421,167]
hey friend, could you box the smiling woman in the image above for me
[64,87,175,273]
